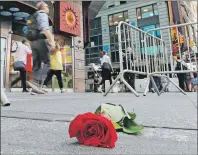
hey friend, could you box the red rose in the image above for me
[69,112,117,148]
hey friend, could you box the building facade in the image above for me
[85,0,170,68]
[85,0,197,67]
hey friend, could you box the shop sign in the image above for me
[103,45,109,52]
[59,1,81,36]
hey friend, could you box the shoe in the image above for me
[31,88,45,94]
[3,103,10,106]
[42,85,48,93]
[61,89,65,93]
[27,81,45,94]
[22,90,29,93]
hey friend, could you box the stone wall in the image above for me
[73,1,85,92]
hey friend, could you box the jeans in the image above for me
[31,39,50,83]
[177,74,185,90]
[100,68,112,91]
[43,70,63,89]
[18,68,27,91]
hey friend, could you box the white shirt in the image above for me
[14,44,32,64]
[100,55,111,66]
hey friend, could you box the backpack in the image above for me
[25,12,43,41]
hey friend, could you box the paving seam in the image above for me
[1,115,197,131]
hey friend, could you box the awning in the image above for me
[0,1,53,25]
[88,1,105,20]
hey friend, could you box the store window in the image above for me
[140,24,162,55]
[136,4,159,20]
[108,11,129,62]
[141,24,161,37]
[85,18,103,65]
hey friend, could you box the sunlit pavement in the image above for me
[1,92,197,154]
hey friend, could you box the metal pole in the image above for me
[71,36,75,92]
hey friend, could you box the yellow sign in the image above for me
[62,46,72,64]
[179,36,184,44]
[189,40,195,47]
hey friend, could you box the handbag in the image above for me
[13,61,25,71]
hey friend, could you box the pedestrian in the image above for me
[98,51,113,92]
[26,1,56,94]
[192,72,198,92]
[174,56,188,91]
[43,44,65,93]
[13,40,32,92]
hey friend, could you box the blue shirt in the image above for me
[36,10,49,34]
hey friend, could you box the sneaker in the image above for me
[42,85,48,93]
[3,103,10,106]
[61,89,65,93]
[26,81,45,94]
[30,91,37,95]
[22,90,29,93]
[31,88,45,94]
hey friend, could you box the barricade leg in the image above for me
[143,76,150,96]
[1,88,10,106]
[150,76,160,96]
[159,76,170,95]
[167,77,186,95]
[122,71,139,97]
[104,74,120,96]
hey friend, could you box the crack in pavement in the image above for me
[1,114,197,131]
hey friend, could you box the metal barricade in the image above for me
[144,22,198,96]
[104,21,197,97]
[104,21,160,97]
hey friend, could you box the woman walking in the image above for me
[98,51,113,92]
[13,40,32,92]
[43,44,64,93]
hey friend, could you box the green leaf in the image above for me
[128,112,136,120]
[123,126,144,134]
[122,117,144,134]
[95,105,101,114]
[111,121,122,130]
[119,104,131,119]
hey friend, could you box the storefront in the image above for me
[0,1,54,91]
[1,1,98,92]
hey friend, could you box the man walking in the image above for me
[26,1,56,94]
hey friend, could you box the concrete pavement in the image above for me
[1,92,197,154]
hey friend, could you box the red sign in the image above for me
[59,1,81,36]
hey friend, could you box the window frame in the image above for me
[85,18,103,65]
[136,3,158,20]
[108,11,128,62]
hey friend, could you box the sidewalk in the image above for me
[1,92,197,154]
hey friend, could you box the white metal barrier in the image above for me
[144,22,197,96]
[104,21,197,97]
